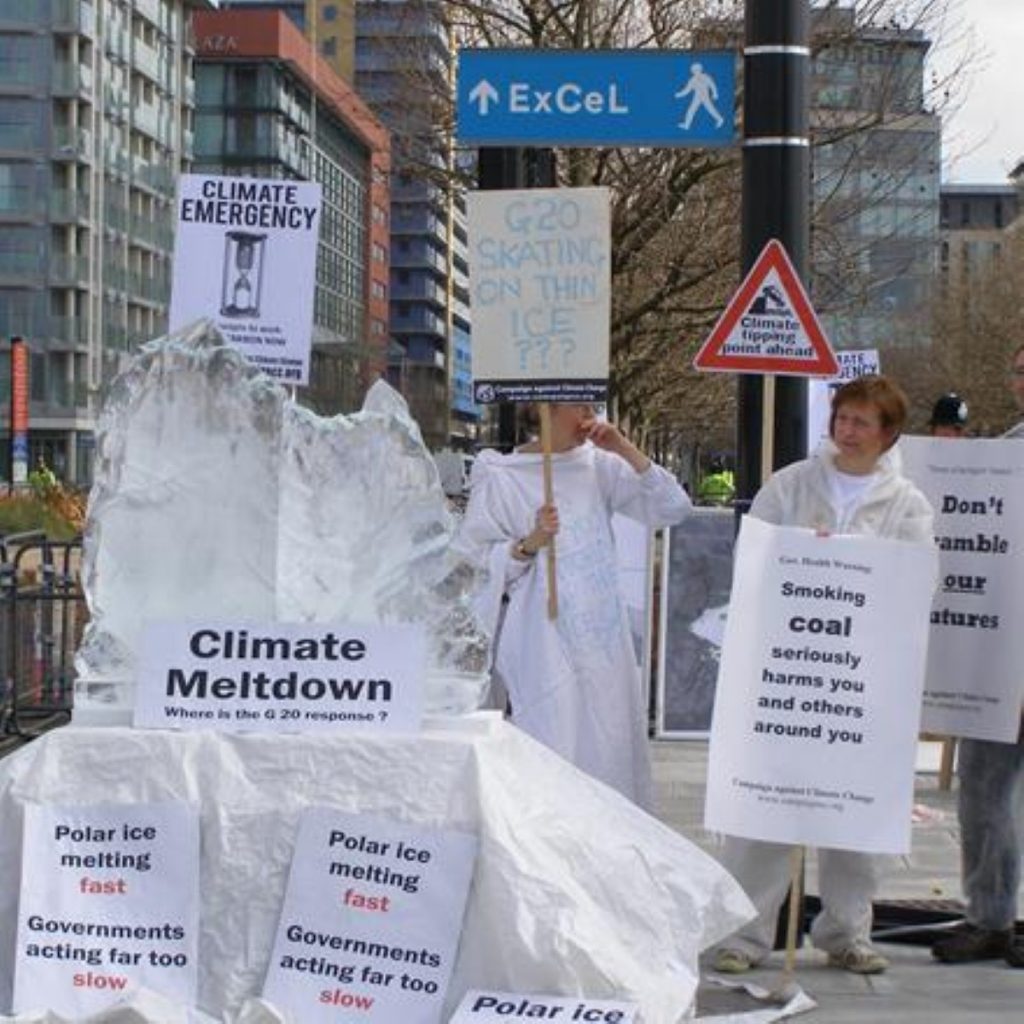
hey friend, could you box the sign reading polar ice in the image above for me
[263,808,477,1023]
[468,187,610,403]
[13,803,199,1017]
[900,436,1024,743]
[134,621,426,735]
[705,518,938,855]
[169,174,321,385]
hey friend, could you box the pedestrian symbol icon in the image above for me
[675,63,725,130]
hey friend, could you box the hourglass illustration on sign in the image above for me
[220,230,268,318]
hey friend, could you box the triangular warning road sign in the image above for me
[693,239,839,377]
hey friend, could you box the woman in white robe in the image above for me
[459,405,691,806]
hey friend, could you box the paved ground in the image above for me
[651,740,1023,1022]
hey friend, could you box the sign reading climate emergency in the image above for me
[169,174,322,385]
[900,436,1024,742]
[133,622,426,735]
[705,518,938,855]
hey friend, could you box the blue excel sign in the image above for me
[457,49,736,148]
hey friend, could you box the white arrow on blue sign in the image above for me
[457,49,736,148]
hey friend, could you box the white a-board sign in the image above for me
[451,991,638,1022]
[263,808,477,1023]
[134,621,426,735]
[806,349,880,451]
[169,174,321,385]
[900,436,1024,742]
[468,187,610,404]
[705,518,938,855]
[14,803,199,1016]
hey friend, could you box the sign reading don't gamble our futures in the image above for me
[169,174,321,385]
[900,436,1024,742]
[263,808,477,1023]
[133,621,426,735]
[705,518,938,855]
[14,803,199,1017]
[468,187,610,404]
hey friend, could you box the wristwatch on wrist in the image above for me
[514,538,537,559]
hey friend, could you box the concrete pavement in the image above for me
[651,740,1023,1022]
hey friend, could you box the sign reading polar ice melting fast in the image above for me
[451,991,637,1022]
[468,187,610,403]
[14,803,199,1017]
[263,808,477,1023]
[169,174,322,385]
[134,621,426,735]
[705,518,938,855]
[900,436,1024,742]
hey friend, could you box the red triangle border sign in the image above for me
[693,239,840,377]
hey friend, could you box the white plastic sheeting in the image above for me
[0,717,753,1022]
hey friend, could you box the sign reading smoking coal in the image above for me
[705,518,938,855]
[169,174,321,386]
[468,187,610,403]
[900,436,1024,742]
[263,808,477,1023]
[133,621,426,735]
[13,803,199,1017]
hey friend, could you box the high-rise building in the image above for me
[192,6,390,415]
[355,0,475,450]
[0,0,211,484]
[810,6,941,349]
[940,183,1020,281]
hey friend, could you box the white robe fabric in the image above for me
[459,443,691,806]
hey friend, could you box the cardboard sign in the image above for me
[134,621,426,735]
[806,349,881,451]
[451,991,637,1023]
[263,809,477,1023]
[693,240,839,377]
[13,803,199,1016]
[468,188,610,403]
[705,518,938,855]
[169,174,322,385]
[900,436,1024,742]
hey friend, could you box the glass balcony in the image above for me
[0,0,42,26]
[52,60,93,97]
[53,0,95,37]
[0,251,38,279]
[135,0,160,28]
[49,315,89,345]
[50,189,92,222]
[52,124,93,161]
[51,252,91,284]
[0,124,39,152]
[133,42,161,85]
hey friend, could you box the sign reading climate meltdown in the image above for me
[169,174,322,385]
[468,187,611,403]
[705,518,938,855]
[900,437,1024,742]
[134,621,426,735]
[14,803,199,1017]
[263,809,477,1023]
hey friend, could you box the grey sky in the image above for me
[940,0,1024,183]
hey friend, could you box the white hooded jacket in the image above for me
[751,441,934,543]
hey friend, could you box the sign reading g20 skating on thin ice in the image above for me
[900,436,1024,742]
[169,174,322,386]
[468,187,611,404]
[134,621,426,735]
[705,517,938,855]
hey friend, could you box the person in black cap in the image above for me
[928,392,969,438]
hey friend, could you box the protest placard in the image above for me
[169,174,321,385]
[900,436,1024,742]
[134,621,426,735]
[468,187,610,404]
[450,991,637,1023]
[13,803,199,1016]
[806,349,880,451]
[704,517,938,855]
[262,808,477,1023]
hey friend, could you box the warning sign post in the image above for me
[693,239,838,378]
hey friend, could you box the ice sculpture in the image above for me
[74,320,490,722]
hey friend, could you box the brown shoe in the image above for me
[932,923,1012,963]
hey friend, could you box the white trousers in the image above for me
[716,836,886,961]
